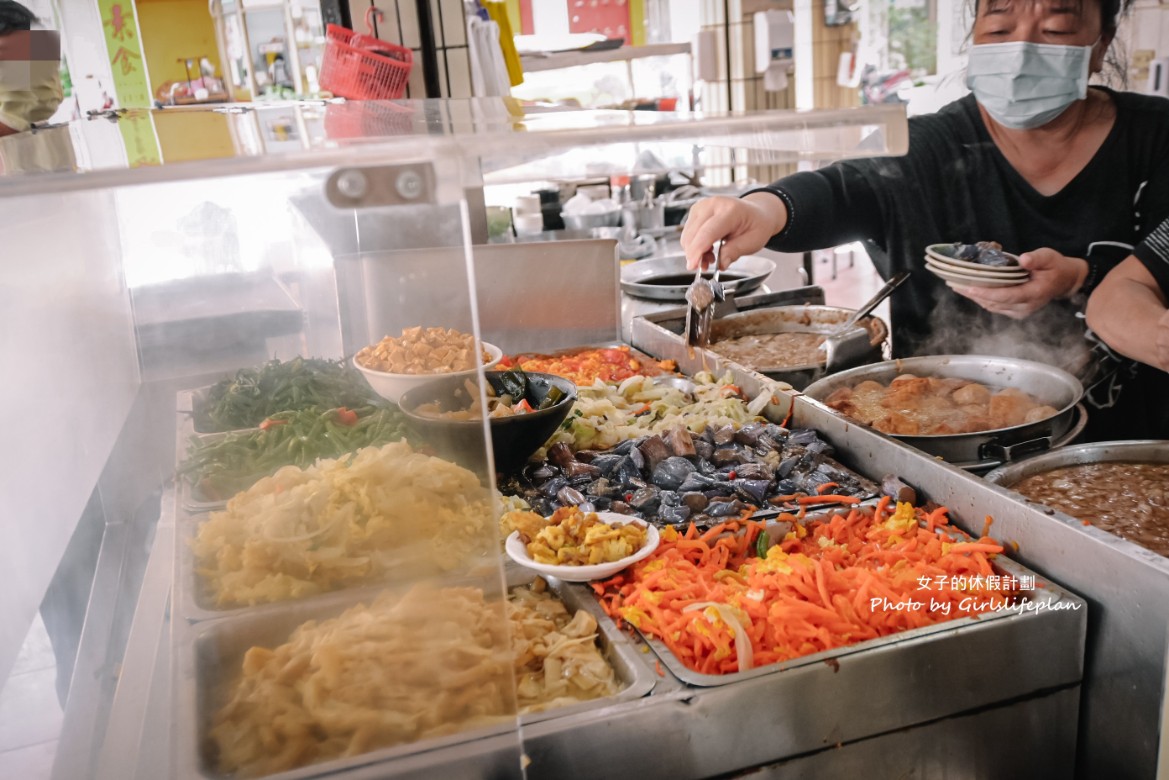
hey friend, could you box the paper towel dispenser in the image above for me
[825,0,855,26]
[754,10,794,91]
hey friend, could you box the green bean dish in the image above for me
[193,357,379,432]
[180,405,408,502]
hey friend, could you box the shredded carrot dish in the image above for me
[593,498,1014,675]
[499,346,676,386]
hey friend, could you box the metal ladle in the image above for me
[818,271,907,369]
[820,270,910,348]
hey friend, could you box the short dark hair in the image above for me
[973,0,1133,35]
[0,1,35,35]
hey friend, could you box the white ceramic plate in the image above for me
[925,243,1024,273]
[924,252,1029,279]
[505,511,660,582]
[926,260,1028,288]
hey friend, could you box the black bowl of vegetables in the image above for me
[398,370,577,474]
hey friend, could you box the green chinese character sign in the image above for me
[97,0,151,108]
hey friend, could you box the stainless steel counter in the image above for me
[631,312,1169,779]
[85,483,1084,780]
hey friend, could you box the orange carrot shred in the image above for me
[797,494,862,505]
[981,515,994,538]
[593,501,1016,676]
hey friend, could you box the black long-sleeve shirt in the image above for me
[1135,218,1169,294]
[757,88,1169,440]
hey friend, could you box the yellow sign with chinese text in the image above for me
[97,0,151,108]
[118,111,161,168]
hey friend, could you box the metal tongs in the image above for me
[685,242,726,350]
[818,270,910,367]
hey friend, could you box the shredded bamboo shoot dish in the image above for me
[209,580,619,777]
[192,442,494,607]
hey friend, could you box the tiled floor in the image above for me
[0,614,61,780]
[0,243,885,780]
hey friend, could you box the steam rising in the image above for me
[918,285,1092,377]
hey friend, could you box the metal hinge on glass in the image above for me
[325,163,436,208]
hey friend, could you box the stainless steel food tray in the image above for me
[175,510,356,624]
[177,430,233,513]
[176,511,422,624]
[174,573,656,780]
[502,340,675,378]
[177,388,257,511]
[175,514,235,623]
[629,288,827,405]
[631,518,1080,687]
[180,387,261,436]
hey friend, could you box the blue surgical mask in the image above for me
[966,41,1094,130]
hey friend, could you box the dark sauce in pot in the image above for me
[711,331,828,368]
[1012,462,1169,557]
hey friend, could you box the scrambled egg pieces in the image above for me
[356,326,488,374]
[502,506,648,566]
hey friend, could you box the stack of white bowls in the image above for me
[924,243,1031,288]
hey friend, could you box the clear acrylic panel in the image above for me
[0,98,908,780]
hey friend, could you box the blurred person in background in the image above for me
[0,0,62,137]
[681,0,1169,441]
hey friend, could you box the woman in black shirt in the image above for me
[681,0,1169,440]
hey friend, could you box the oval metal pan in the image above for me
[620,254,775,301]
[802,355,1084,465]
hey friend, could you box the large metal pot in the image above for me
[985,440,1169,487]
[985,440,1169,558]
[803,355,1085,470]
[706,305,888,390]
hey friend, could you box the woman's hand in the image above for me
[946,248,1088,319]
[680,193,788,270]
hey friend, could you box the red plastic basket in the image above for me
[319,23,413,100]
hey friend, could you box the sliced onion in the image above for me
[746,389,773,418]
[617,374,645,397]
[683,601,754,672]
